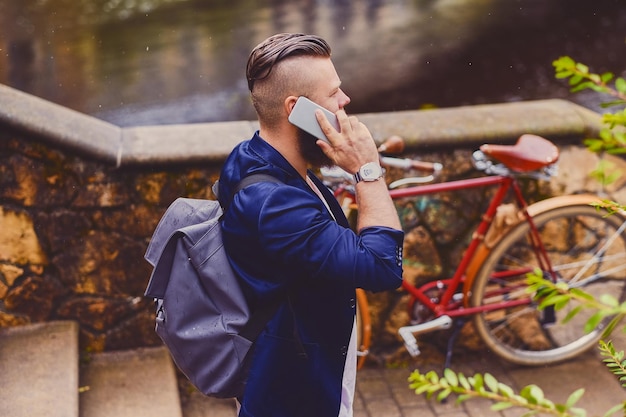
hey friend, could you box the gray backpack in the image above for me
[144,174,282,398]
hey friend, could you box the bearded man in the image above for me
[217,33,404,417]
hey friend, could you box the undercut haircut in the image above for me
[246,33,331,127]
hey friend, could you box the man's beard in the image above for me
[297,128,334,168]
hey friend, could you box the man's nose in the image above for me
[338,89,351,108]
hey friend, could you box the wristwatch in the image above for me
[354,162,384,183]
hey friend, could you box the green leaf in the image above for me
[566,388,585,407]
[555,297,571,311]
[456,394,471,404]
[569,74,584,85]
[425,370,439,383]
[571,81,595,93]
[585,311,606,333]
[484,373,499,392]
[444,368,458,387]
[575,62,589,74]
[555,56,575,67]
[606,171,622,185]
[414,385,430,395]
[583,138,605,152]
[491,401,514,411]
[458,373,471,390]
[566,287,592,299]
[601,72,615,83]
[521,385,545,404]
[600,128,614,141]
[600,100,626,108]
[602,314,625,338]
[437,388,451,402]
[555,71,573,79]
[563,305,584,324]
[600,294,619,308]
[569,407,587,417]
[615,77,626,94]
[498,382,515,398]
[473,374,484,391]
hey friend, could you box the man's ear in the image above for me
[284,96,299,115]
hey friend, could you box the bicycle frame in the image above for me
[331,135,626,366]
[337,173,554,319]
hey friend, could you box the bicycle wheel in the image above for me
[470,202,626,366]
[355,288,371,369]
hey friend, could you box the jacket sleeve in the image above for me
[226,182,404,293]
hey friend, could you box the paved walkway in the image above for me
[353,347,625,417]
[183,331,626,417]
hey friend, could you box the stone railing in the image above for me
[1,83,623,362]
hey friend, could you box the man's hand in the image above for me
[315,109,379,175]
[315,108,401,232]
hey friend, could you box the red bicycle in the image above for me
[322,134,626,369]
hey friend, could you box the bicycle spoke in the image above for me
[471,203,626,366]
[569,220,626,284]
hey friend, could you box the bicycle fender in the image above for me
[525,193,603,217]
[462,193,605,304]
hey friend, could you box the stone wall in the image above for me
[1,83,623,362]
[0,135,221,351]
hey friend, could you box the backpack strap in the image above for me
[214,173,283,212]
[227,174,307,359]
[233,173,283,195]
[224,173,286,343]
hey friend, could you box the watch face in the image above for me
[360,162,382,181]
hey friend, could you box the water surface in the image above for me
[0,0,624,126]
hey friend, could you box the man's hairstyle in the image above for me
[246,33,331,92]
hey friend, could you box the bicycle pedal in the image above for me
[398,315,453,357]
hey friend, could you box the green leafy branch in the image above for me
[553,56,626,156]
[553,55,626,211]
[409,56,626,417]
[590,200,625,216]
[525,271,626,338]
[409,368,587,416]
[553,56,626,103]
[600,340,626,389]
[409,272,626,417]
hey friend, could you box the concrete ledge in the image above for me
[0,83,603,168]
[358,99,602,149]
[0,84,122,165]
[121,120,259,166]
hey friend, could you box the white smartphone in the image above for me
[288,96,339,143]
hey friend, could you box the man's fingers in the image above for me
[335,109,352,133]
[315,110,338,140]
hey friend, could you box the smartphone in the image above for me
[288,96,339,143]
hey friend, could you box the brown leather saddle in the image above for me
[480,134,559,172]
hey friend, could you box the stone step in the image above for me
[0,321,79,417]
[80,346,183,417]
[181,389,238,417]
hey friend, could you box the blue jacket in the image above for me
[218,133,404,417]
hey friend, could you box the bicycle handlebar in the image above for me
[376,135,405,154]
[380,156,442,173]
[321,135,559,191]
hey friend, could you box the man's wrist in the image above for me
[354,162,384,183]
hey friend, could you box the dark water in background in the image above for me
[1,0,625,127]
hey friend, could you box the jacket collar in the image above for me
[249,132,348,227]
[248,132,301,181]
